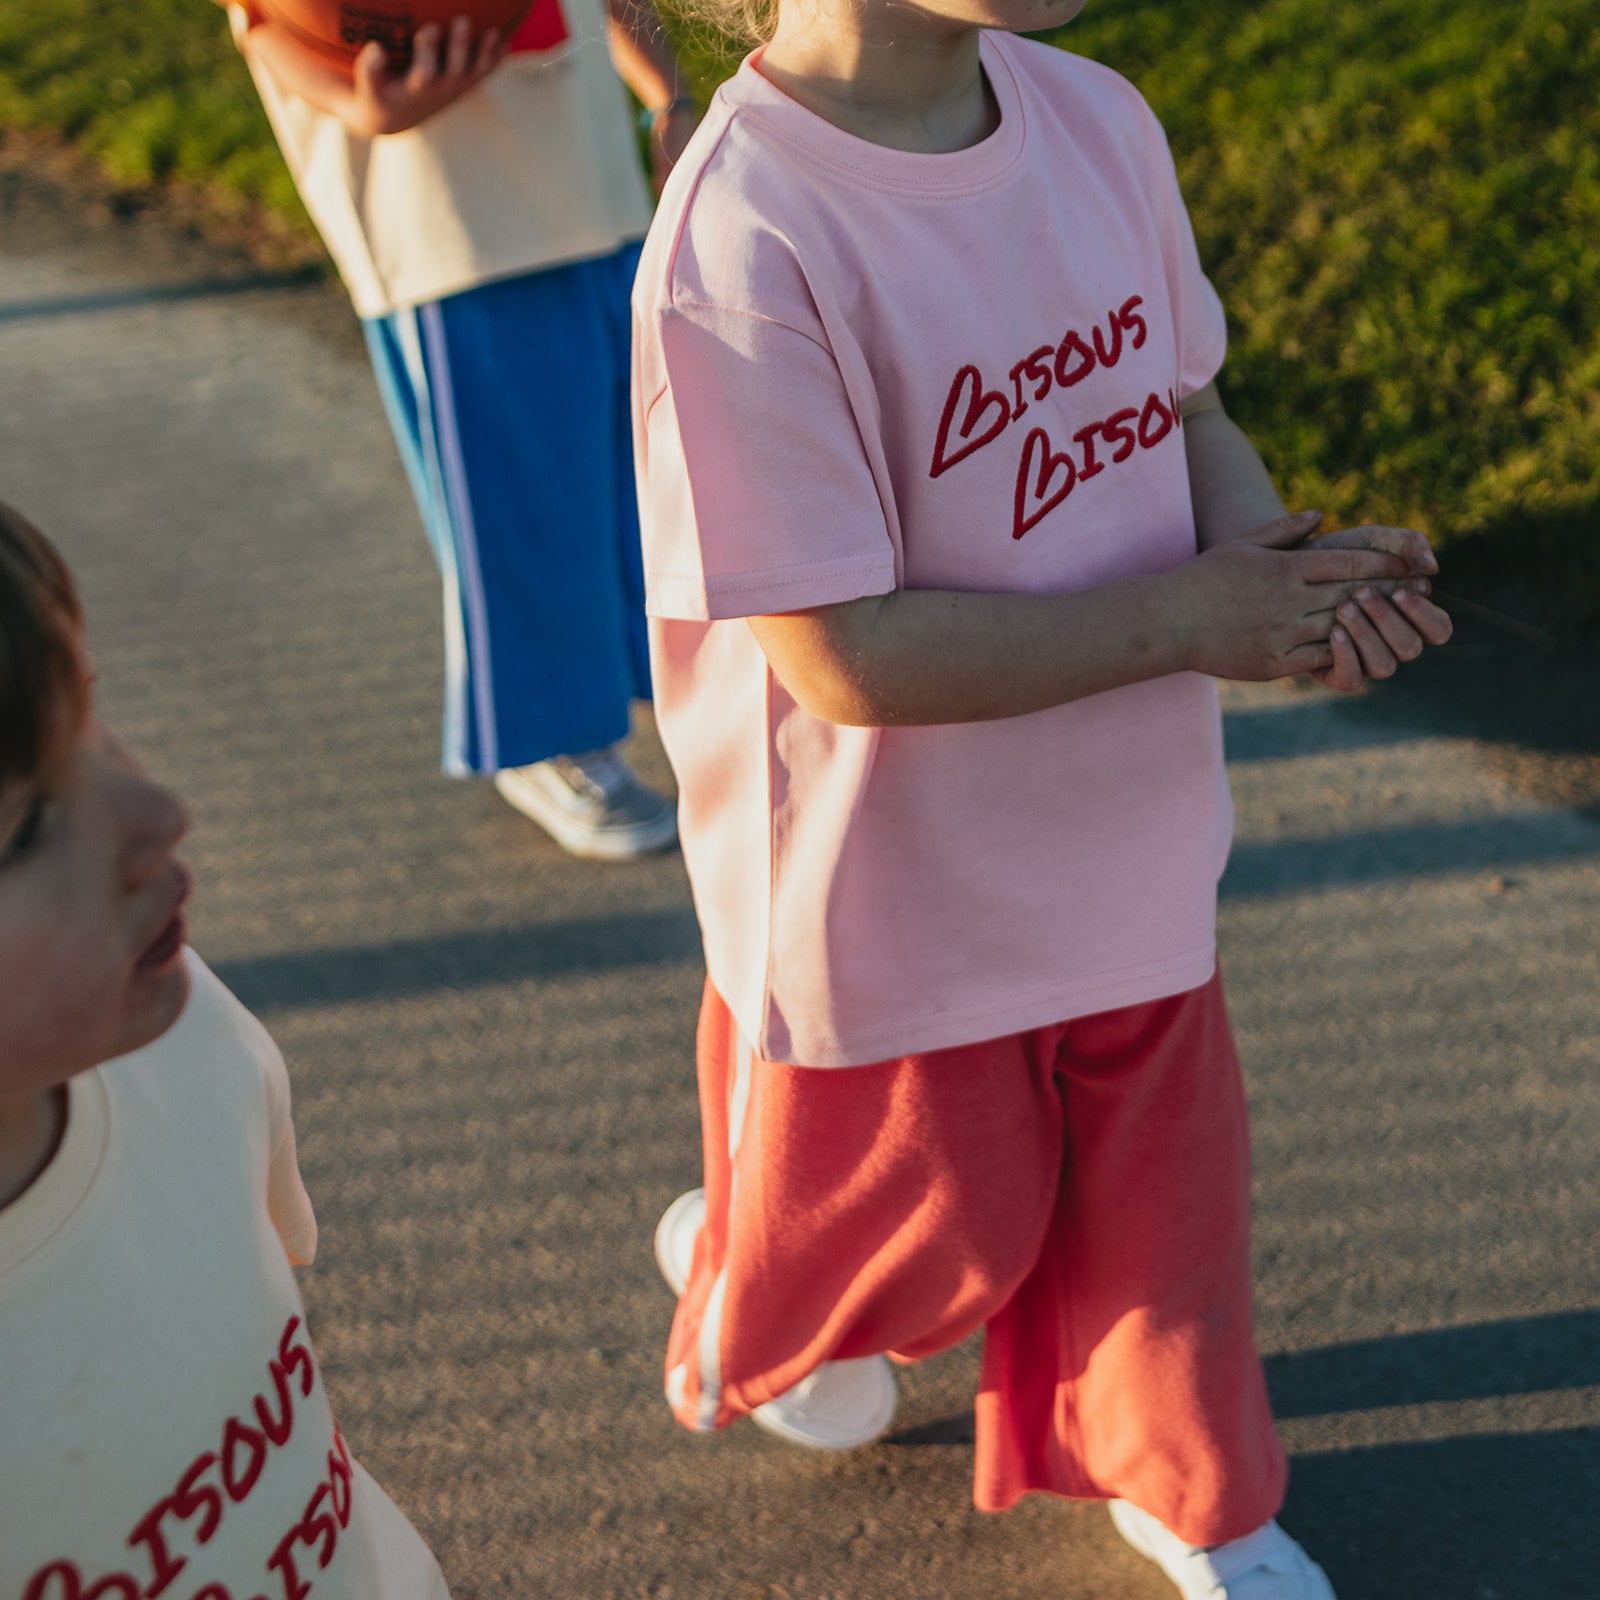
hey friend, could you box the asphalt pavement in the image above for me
[2,159,1597,1600]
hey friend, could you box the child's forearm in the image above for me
[748,578,1191,727]
[604,0,686,111]
[1181,384,1290,549]
[748,513,1420,725]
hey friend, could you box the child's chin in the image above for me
[122,954,193,1054]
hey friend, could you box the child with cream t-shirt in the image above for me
[0,503,446,1600]
[224,0,690,858]
[631,3,1452,1596]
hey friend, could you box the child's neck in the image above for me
[759,12,998,154]
[0,1086,67,1212]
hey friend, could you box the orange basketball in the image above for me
[257,0,533,76]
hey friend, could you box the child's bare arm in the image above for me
[1180,382,1293,554]
[747,513,1412,728]
[603,0,696,191]
[239,13,503,136]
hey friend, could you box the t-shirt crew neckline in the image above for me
[0,1071,109,1280]
[739,30,1027,194]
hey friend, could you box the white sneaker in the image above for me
[493,746,677,860]
[1110,1500,1337,1600]
[654,1188,897,1451]
[653,1187,708,1295]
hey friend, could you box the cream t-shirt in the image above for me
[236,0,654,317]
[634,35,1232,1067]
[0,953,448,1600]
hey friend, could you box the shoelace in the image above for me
[553,748,629,804]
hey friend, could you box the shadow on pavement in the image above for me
[1326,608,1599,792]
[890,1311,1600,1596]
[1221,808,1600,899]
[1264,1309,1600,1415]
[213,907,703,1013]
[0,267,326,324]
[1286,1428,1597,1599]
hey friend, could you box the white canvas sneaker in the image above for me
[494,746,676,859]
[1110,1500,1338,1600]
[654,1188,897,1451]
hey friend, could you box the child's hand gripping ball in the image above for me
[256,0,532,75]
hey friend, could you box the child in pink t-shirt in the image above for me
[630,0,1451,1593]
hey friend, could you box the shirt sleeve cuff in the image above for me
[647,555,897,621]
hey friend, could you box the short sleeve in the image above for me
[262,1045,318,1268]
[640,302,898,621]
[1137,105,1227,398]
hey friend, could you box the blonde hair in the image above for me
[664,0,780,55]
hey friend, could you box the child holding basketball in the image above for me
[222,0,693,858]
[631,0,1451,1593]
[0,502,450,1598]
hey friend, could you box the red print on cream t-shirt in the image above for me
[633,34,1233,1067]
[0,955,447,1600]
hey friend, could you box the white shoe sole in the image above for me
[749,1356,897,1450]
[654,1188,705,1296]
[654,1188,897,1451]
[1109,1500,1338,1600]
[493,769,677,860]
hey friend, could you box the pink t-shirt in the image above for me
[633,33,1233,1068]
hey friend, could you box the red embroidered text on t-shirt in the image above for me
[926,293,1187,539]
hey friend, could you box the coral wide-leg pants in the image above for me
[664,970,1287,1547]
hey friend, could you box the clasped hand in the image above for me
[1177,508,1453,689]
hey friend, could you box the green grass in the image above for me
[0,0,305,222]
[1040,0,1600,618]
[2,0,1596,614]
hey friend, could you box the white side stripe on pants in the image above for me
[687,1027,756,1430]
[418,301,500,773]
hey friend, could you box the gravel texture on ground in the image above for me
[1,165,1596,1599]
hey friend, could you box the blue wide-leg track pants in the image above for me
[363,243,650,776]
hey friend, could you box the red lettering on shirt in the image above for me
[298,1485,339,1570]
[1011,390,1184,539]
[279,1318,314,1399]
[327,1430,353,1529]
[22,1565,142,1600]
[25,1316,323,1600]
[1021,345,1056,402]
[1013,428,1078,538]
[1007,360,1030,421]
[1053,329,1096,388]
[221,1415,268,1503]
[927,292,1171,489]
[171,1451,225,1543]
[126,1496,188,1598]
[1072,422,1106,482]
[266,1535,311,1600]
[1101,406,1139,463]
[267,1433,356,1599]
[255,1360,295,1448]
[1091,314,1123,370]
[1119,294,1148,348]
[1138,390,1176,448]
[931,364,1013,477]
